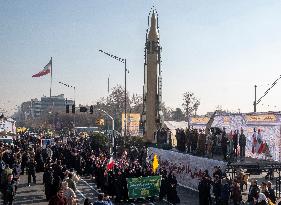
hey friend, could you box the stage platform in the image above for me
[226,157,281,178]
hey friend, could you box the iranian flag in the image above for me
[32,59,52,77]
[107,157,115,170]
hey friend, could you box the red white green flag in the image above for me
[32,59,52,77]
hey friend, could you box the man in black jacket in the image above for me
[247,179,260,205]
[26,158,36,186]
[221,127,228,161]
[239,128,246,159]
[198,176,211,205]
[43,166,54,200]
[267,181,276,204]
[2,174,16,205]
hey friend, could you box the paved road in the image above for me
[0,172,200,205]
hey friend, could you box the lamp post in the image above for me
[99,49,128,138]
[98,108,115,156]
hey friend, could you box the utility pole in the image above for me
[254,85,257,112]
[124,59,127,138]
[98,49,128,138]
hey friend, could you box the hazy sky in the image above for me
[1,0,281,116]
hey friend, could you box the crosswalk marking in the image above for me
[76,188,86,199]
[80,178,99,194]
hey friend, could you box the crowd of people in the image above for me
[198,166,279,205]
[175,127,248,161]
[0,132,180,205]
[0,128,279,205]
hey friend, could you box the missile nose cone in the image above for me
[151,10,156,28]
[148,9,158,41]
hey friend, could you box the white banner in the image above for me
[147,147,227,190]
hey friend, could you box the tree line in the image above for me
[16,85,200,132]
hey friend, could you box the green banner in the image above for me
[126,175,161,199]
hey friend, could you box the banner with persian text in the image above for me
[127,176,161,199]
[147,147,227,190]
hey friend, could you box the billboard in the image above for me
[127,176,161,199]
[122,113,141,136]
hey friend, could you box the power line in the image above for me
[256,75,281,105]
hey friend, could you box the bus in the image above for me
[74,127,101,134]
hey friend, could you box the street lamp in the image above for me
[98,49,128,138]
[97,108,115,156]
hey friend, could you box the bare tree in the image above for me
[160,102,173,121]
[130,93,143,113]
[171,108,185,121]
[182,91,200,126]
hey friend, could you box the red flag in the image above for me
[257,142,265,154]
[107,157,114,170]
[262,143,269,154]
[32,59,52,77]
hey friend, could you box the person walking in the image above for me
[247,179,260,205]
[2,174,16,205]
[26,158,36,186]
[220,178,230,205]
[213,175,221,205]
[198,176,211,205]
[1,164,13,187]
[49,189,67,205]
[167,172,180,204]
[43,166,54,200]
[267,181,276,204]
[232,180,242,205]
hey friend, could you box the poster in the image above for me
[127,175,161,199]
[122,113,141,136]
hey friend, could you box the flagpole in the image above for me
[50,57,53,97]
